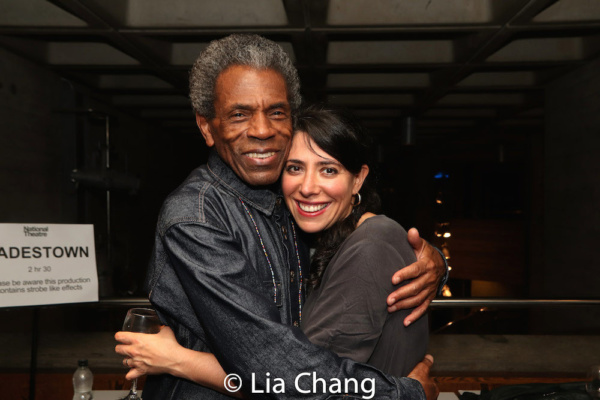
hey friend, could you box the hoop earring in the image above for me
[351,193,362,206]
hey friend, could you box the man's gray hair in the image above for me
[189,34,302,119]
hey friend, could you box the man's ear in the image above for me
[353,164,370,194]
[196,113,215,147]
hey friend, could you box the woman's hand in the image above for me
[115,325,184,380]
[115,326,237,396]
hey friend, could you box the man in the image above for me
[141,34,445,399]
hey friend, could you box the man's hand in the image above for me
[408,355,439,400]
[387,227,446,326]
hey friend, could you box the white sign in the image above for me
[0,223,99,307]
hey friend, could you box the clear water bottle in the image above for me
[73,359,93,400]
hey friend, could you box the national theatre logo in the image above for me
[23,226,49,237]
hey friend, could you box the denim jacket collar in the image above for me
[206,150,278,217]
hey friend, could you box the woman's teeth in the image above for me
[247,152,275,159]
[299,203,327,212]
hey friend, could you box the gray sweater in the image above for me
[301,215,429,377]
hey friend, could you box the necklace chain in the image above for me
[290,221,303,322]
[240,198,303,322]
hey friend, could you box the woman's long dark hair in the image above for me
[293,104,382,290]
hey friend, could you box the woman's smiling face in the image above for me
[282,131,367,233]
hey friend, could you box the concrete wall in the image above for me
[0,46,78,223]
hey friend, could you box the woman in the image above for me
[287,105,428,377]
[115,105,429,392]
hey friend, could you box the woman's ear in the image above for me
[353,165,370,194]
[196,114,215,147]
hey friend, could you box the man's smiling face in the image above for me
[196,65,293,187]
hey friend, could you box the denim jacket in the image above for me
[143,151,426,400]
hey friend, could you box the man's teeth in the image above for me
[299,203,328,212]
[247,152,275,159]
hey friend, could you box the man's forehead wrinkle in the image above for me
[223,101,289,112]
[229,103,255,111]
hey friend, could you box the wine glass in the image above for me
[587,365,600,399]
[121,308,162,400]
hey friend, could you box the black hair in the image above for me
[293,104,381,290]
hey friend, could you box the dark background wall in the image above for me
[0,46,78,224]
[529,55,600,333]
[542,56,600,300]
